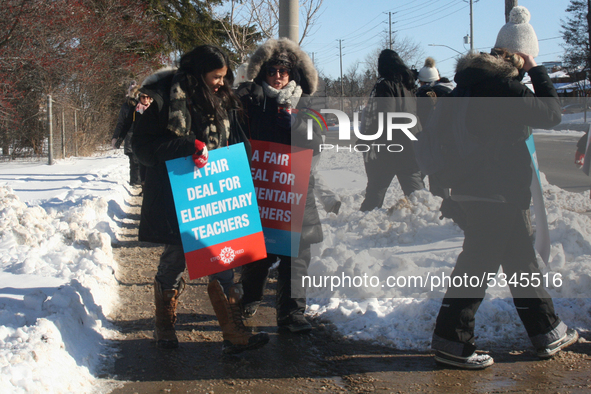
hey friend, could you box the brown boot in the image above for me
[207,279,270,354]
[154,277,185,349]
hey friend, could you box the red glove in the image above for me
[575,151,585,167]
[193,139,208,168]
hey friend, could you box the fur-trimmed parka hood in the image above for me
[247,38,318,95]
[140,67,177,90]
[454,52,521,88]
[124,87,139,107]
[138,67,177,112]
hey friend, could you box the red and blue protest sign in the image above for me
[166,143,267,279]
[249,140,313,257]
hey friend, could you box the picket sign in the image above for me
[249,140,313,257]
[165,143,267,279]
[526,134,550,265]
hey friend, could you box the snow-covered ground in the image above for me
[0,150,130,393]
[1,124,591,392]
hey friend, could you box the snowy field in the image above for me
[1,122,591,392]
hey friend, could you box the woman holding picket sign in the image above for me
[132,45,269,353]
[236,38,324,333]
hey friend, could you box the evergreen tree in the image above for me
[561,0,590,71]
[143,0,229,55]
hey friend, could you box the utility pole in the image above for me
[47,95,53,165]
[61,110,66,159]
[463,0,477,51]
[388,12,392,49]
[469,0,474,51]
[338,39,344,111]
[383,12,397,50]
[279,0,298,42]
[74,110,78,157]
[505,0,518,23]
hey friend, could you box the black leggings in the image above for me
[360,150,424,211]
[434,201,561,353]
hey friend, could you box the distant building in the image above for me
[542,61,563,70]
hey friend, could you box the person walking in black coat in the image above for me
[112,82,144,186]
[359,49,425,212]
[236,38,323,333]
[132,45,268,353]
[414,57,465,228]
[431,6,578,370]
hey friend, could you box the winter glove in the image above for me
[575,151,585,168]
[277,108,293,129]
[193,139,209,168]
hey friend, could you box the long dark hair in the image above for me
[377,49,416,91]
[179,45,240,123]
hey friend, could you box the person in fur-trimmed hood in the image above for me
[235,37,323,333]
[132,45,269,354]
[430,5,578,371]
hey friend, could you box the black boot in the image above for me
[240,258,274,318]
[276,263,312,333]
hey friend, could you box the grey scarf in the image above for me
[262,80,302,108]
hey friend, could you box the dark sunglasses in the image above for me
[266,67,290,77]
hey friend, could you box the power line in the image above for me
[309,0,477,78]
[340,1,467,49]
[399,3,460,24]
[339,12,385,40]
[396,2,468,31]
[385,0,442,16]
[539,36,562,42]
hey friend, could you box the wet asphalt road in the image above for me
[535,133,590,194]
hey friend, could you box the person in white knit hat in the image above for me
[430,5,579,371]
[417,57,440,84]
[494,5,539,57]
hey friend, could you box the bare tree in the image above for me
[249,0,323,45]
[296,0,324,45]
[0,0,164,158]
[209,0,324,62]
[362,35,425,78]
[206,0,262,63]
[250,0,279,41]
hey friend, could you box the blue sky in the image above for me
[301,0,571,80]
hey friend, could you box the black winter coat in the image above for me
[416,81,454,124]
[451,53,561,209]
[236,81,323,246]
[112,97,138,155]
[132,69,250,245]
[361,78,422,167]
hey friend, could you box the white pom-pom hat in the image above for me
[418,57,440,82]
[494,6,539,57]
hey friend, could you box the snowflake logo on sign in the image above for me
[219,247,236,264]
